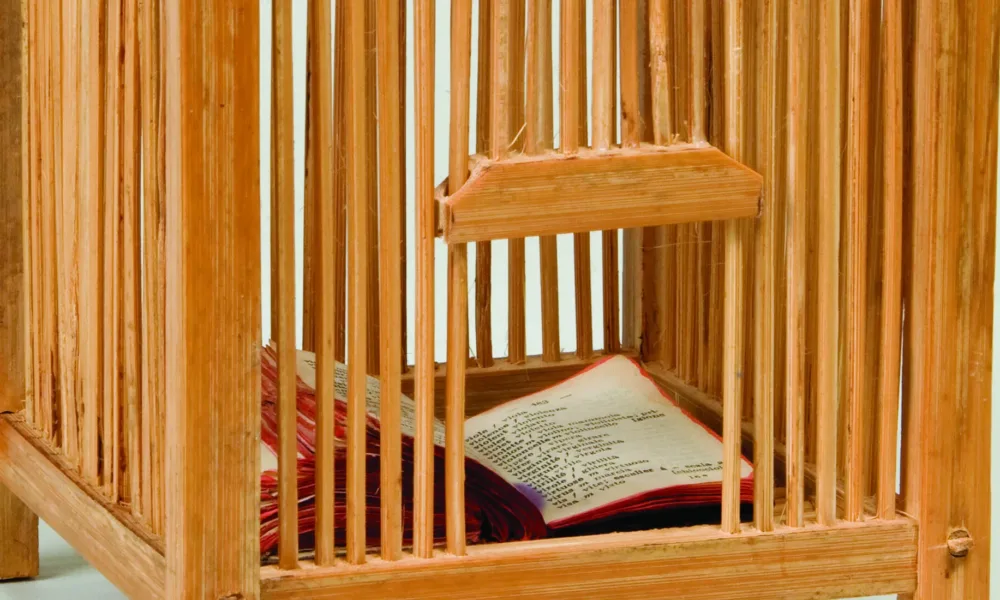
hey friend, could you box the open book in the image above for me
[258,347,754,555]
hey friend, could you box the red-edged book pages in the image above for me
[259,348,754,558]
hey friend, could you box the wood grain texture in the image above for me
[260,520,917,600]
[475,0,493,369]
[345,0,369,566]
[310,0,337,567]
[902,0,998,596]
[0,0,25,415]
[0,482,37,581]
[1,416,162,598]
[412,0,436,560]
[272,0,298,570]
[163,1,261,596]
[507,0,527,365]
[876,0,902,522]
[364,0,380,378]
[815,0,842,528]
[443,146,762,243]
[595,0,619,356]
[376,0,404,561]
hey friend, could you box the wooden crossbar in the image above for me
[440,144,761,243]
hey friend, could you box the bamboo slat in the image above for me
[508,0,527,365]
[23,0,38,429]
[365,0,380,378]
[345,0,370,566]
[446,0,473,557]
[475,0,493,368]
[815,0,842,527]
[377,0,404,561]
[720,0,745,535]
[332,0,348,364]
[310,0,337,566]
[844,0,872,523]
[123,0,141,510]
[526,0,559,362]
[691,0,709,389]
[412,0,436,560]
[39,0,58,442]
[784,0,808,529]
[876,0,902,522]
[706,0,724,397]
[272,0,298,570]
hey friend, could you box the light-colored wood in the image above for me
[447,0,472,557]
[345,0,369,566]
[310,0,337,566]
[475,0,493,369]
[376,0,404,562]
[526,0,559,362]
[0,483,37,581]
[0,0,26,415]
[751,0,777,534]
[784,0,808,530]
[139,0,165,533]
[876,0,902,522]
[332,0,348,364]
[272,0,298,570]
[37,0,57,441]
[901,1,997,596]
[507,0,527,365]
[163,1,260,595]
[365,0,380,379]
[0,417,162,597]
[648,0,672,146]
[815,0,842,527]
[260,519,917,600]
[705,1,724,397]
[594,0,619,356]
[844,0,872,523]
[412,0,436,560]
[690,1,708,390]
[23,0,38,429]
[442,145,762,243]
[720,0,745,535]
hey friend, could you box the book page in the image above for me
[463,355,754,526]
[295,352,448,447]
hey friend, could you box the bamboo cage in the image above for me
[0,1,996,598]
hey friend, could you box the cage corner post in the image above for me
[0,0,39,583]
[163,1,262,598]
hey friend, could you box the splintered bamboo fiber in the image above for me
[561,0,592,360]
[376,0,404,561]
[785,0,808,529]
[721,0,746,535]
[593,0,619,354]
[272,0,298,570]
[876,0,902,522]
[310,0,337,566]
[475,0,493,369]
[345,0,370,566]
[527,0,560,363]
[815,0,841,527]
[447,0,473,557]
[844,0,872,523]
[413,0,436,560]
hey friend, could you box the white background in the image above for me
[2,1,996,598]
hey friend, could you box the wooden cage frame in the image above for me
[0,1,996,599]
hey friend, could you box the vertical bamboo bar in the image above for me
[39,0,58,442]
[124,0,142,510]
[526,0,559,362]
[447,0,473,557]
[102,0,123,499]
[720,0,745,535]
[413,0,436,560]
[561,0,591,359]
[377,0,404,562]
[272,0,298,570]
[508,0,527,365]
[78,0,102,487]
[310,0,337,567]
[345,0,369,566]
[365,0,380,377]
[784,0,808,529]
[876,0,902,522]
[593,0,619,355]
[163,0,260,594]
[139,0,165,532]
[475,0,493,368]
[844,0,871,523]
[333,0,348,363]
[398,1,408,373]
[23,0,37,427]
[706,0,724,396]
[58,0,80,465]
[752,0,776,533]
[815,0,841,527]
[691,0,709,389]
